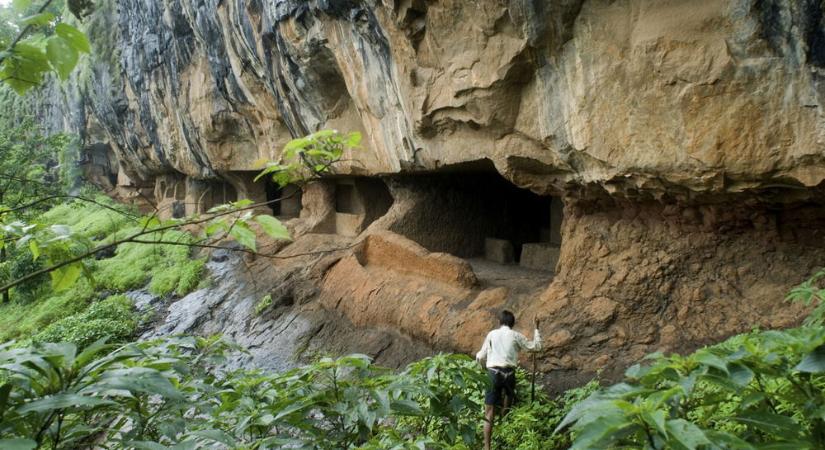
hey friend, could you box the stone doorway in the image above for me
[266,182,303,218]
[386,161,563,273]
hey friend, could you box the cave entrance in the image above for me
[329,178,394,237]
[196,179,238,214]
[388,161,563,272]
[266,182,303,218]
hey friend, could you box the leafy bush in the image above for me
[559,326,825,449]
[396,353,489,445]
[33,294,137,348]
[495,375,600,450]
[787,268,825,326]
[0,341,494,450]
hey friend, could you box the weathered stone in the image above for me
[520,243,560,271]
[546,329,574,349]
[484,238,515,264]
[585,297,618,325]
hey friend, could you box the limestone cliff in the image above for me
[25,0,825,387]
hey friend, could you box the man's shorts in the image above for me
[485,367,516,407]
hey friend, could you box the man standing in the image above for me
[475,310,541,450]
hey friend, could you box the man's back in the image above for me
[477,325,541,369]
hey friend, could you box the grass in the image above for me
[0,199,206,344]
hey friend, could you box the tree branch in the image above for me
[0,191,306,294]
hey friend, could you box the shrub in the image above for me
[559,326,825,449]
[33,294,137,348]
[495,376,600,450]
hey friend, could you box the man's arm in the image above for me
[516,316,542,351]
[476,333,491,364]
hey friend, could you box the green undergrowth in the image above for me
[32,294,137,348]
[0,198,206,343]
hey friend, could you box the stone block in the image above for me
[484,238,514,264]
[520,243,560,271]
[336,212,364,237]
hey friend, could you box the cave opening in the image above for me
[197,180,238,214]
[266,181,303,218]
[388,160,563,272]
[328,178,394,237]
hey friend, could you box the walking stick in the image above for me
[530,315,540,403]
[530,351,537,403]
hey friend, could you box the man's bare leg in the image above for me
[483,404,495,450]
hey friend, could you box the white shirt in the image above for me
[475,325,541,368]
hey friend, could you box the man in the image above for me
[475,310,541,450]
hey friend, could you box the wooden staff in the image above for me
[531,315,540,403]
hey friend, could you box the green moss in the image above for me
[33,294,137,348]
[149,257,206,297]
[94,227,203,296]
[39,198,134,240]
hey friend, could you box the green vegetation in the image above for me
[559,286,825,449]
[0,0,92,94]
[494,376,600,450]
[32,293,136,347]
[0,338,490,449]
[0,199,205,343]
[255,293,273,315]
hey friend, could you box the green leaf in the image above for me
[55,23,91,53]
[254,215,291,241]
[0,439,36,450]
[390,399,424,416]
[693,349,728,374]
[28,239,39,260]
[204,221,225,237]
[734,412,802,440]
[50,263,82,291]
[47,36,79,80]
[189,429,236,446]
[703,430,755,450]
[795,344,825,373]
[228,224,257,251]
[727,362,754,386]
[16,393,116,414]
[665,419,711,450]
[129,442,171,450]
[345,131,362,148]
[641,409,667,438]
[21,12,55,26]
[569,413,630,450]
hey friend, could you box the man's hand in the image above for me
[534,315,541,329]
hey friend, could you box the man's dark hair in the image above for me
[499,310,515,327]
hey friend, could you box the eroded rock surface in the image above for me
[17,0,825,385]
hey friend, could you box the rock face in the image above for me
[21,0,825,386]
